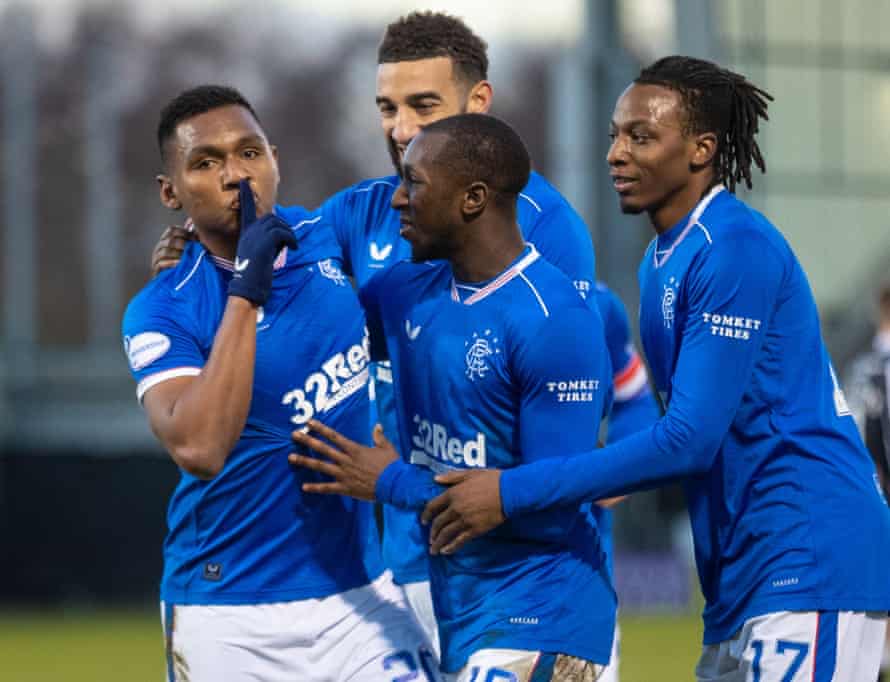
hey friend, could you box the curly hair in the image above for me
[636,56,773,192]
[378,11,488,87]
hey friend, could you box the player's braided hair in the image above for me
[157,85,260,164]
[636,56,773,192]
[378,11,488,87]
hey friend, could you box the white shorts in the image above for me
[695,610,887,681]
[161,571,439,681]
[403,579,441,660]
[446,648,603,682]
[598,622,620,682]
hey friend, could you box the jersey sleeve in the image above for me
[596,287,660,442]
[358,269,390,362]
[523,200,596,302]
[315,188,356,275]
[500,231,786,515]
[513,305,609,461]
[375,459,445,511]
[122,293,205,403]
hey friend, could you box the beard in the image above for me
[387,137,402,176]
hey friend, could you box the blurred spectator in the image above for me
[845,281,890,497]
[845,280,890,681]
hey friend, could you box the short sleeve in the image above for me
[122,294,205,403]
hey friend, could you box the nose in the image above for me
[606,134,626,167]
[391,181,408,210]
[391,109,420,147]
[222,156,250,189]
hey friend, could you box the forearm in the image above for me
[156,297,257,476]
[501,411,720,517]
[376,459,447,511]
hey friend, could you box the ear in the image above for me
[466,80,493,114]
[691,131,718,170]
[462,181,489,219]
[157,174,182,211]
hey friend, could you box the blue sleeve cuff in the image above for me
[375,459,408,505]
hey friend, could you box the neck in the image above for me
[195,228,238,261]
[649,173,717,235]
[450,216,525,283]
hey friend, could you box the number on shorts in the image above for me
[383,648,437,682]
[751,639,810,682]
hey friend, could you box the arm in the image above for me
[501,233,784,514]
[135,181,296,479]
[289,421,445,508]
[424,233,785,548]
[142,297,258,479]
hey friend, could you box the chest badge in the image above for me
[318,259,347,286]
[465,329,500,381]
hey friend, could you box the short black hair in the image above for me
[378,11,488,87]
[157,85,260,164]
[420,113,530,201]
[636,56,773,192]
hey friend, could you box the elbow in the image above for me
[170,444,228,480]
[657,413,720,477]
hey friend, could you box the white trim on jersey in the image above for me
[355,180,397,193]
[292,215,322,231]
[517,271,550,318]
[518,192,543,213]
[174,251,206,292]
[654,184,724,269]
[696,222,713,244]
[137,367,202,403]
[450,244,540,306]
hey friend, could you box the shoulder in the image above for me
[518,171,574,215]
[510,253,590,325]
[126,242,209,318]
[361,259,448,305]
[322,175,399,211]
[692,190,792,277]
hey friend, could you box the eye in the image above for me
[631,131,650,144]
[378,103,396,117]
[242,148,260,160]
[193,158,215,170]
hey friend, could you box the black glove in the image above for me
[227,180,297,305]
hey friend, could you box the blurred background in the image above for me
[0,0,888,679]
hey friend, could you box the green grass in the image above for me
[0,609,701,681]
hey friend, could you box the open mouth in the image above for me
[611,176,638,193]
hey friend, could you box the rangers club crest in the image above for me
[318,259,347,286]
[465,329,500,381]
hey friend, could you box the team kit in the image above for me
[122,11,890,682]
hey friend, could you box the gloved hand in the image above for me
[227,180,298,305]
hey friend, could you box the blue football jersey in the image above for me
[501,186,890,643]
[122,212,383,605]
[592,282,660,576]
[362,245,615,672]
[280,170,599,586]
